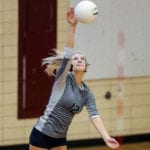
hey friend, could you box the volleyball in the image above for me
[74,0,99,24]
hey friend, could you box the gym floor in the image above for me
[69,142,150,150]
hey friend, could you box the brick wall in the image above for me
[0,0,150,146]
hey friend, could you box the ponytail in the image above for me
[42,49,63,77]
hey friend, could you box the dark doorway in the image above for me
[18,0,57,118]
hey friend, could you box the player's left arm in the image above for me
[91,117,120,149]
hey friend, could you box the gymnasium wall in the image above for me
[0,0,150,146]
[70,0,150,79]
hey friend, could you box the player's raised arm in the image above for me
[65,8,78,48]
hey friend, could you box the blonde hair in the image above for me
[42,49,90,77]
[42,49,63,77]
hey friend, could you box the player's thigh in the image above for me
[50,145,67,150]
[29,144,48,150]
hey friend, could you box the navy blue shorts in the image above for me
[29,128,67,149]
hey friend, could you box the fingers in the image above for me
[109,138,118,144]
[69,7,74,14]
[66,7,78,26]
[105,138,120,149]
[66,7,74,18]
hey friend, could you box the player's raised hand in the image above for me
[66,7,78,27]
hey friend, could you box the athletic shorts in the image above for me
[29,127,67,149]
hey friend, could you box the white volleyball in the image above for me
[75,0,99,24]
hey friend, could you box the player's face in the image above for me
[71,53,86,72]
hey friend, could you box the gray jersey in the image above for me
[35,47,99,138]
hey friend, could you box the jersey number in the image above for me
[68,103,80,113]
